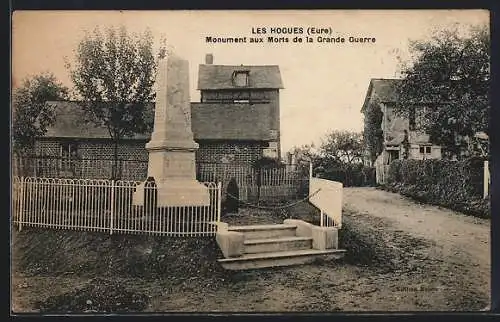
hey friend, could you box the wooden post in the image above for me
[484,160,490,199]
[256,168,261,205]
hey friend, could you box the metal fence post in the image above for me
[110,180,115,235]
[217,182,222,223]
[18,177,24,232]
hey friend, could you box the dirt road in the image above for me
[12,188,491,312]
[342,187,491,310]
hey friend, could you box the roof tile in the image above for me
[44,101,274,141]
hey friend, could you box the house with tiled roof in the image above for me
[28,54,284,180]
[361,78,442,182]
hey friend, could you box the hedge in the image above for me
[385,157,490,218]
[317,166,376,187]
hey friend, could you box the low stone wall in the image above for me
[283,219,339,250]
[309,178,343,227]
[215,223,244,258]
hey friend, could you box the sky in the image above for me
[12,10,489,154]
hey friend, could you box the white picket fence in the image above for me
[12,176,222,237]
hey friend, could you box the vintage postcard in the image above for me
[11,10,491,313]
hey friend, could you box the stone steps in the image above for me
[228,224,297,239]
[216,221,346,270]
[243,236,313,254]
[218,248,346,270]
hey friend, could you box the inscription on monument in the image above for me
[154,60,168,123]
[133,54,210,207]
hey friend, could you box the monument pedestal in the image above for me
[132,179,210,207]
[132,143,210,207]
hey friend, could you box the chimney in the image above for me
[205,53,213,64]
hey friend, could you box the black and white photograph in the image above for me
[11,10,491,313]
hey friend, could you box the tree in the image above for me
[66,25,166,179]
[288,143,321,174]
[318,130,364,185]
[394,25,490,159]
[12,72,69,155]
[288,144,319,166]
[363,98,384,165]
[319,130,364,167]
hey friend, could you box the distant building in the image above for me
[196,53,283,161]
[361,78,442,182]
[27,54,284,180]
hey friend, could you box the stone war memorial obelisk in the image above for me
[132,54,210,207]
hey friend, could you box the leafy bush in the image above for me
[318,165,376,187]
[386,157,489,218]
[387,159,402,183]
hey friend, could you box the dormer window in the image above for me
[233,71,249,87]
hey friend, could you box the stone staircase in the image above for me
[216,220,346,270]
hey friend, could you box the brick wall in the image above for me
[33,139,149,180]
[37,139,265,162]
[35,141,60,156]
[196,141,265,163]
[35,139,149,160]
[31,138,267,180]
